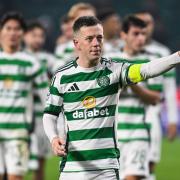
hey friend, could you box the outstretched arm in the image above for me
[127,52,180,83]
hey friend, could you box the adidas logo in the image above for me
[68,83,80,91]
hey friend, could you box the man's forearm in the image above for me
[140,52,180,79]
[43,113,59,142]
[128,52,180,83]
[130,84,161,105]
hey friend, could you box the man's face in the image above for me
[74,24,104,61]
[61,20,73,40]
[0,19,23,49]
[136,13,154,40]
[103,15,121,38]
[122,26,146,53]
[24,27,45,51]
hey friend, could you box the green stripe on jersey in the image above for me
[34,81,49,89]
[0,59,32,67]
[50,86,62,96]
[118,138,150,142]
[118,123,151,129]
[0,137,29,142]
[67,148,117,161]
[64,48,74,53]
[0,106,25,113]
[118,106,145,114]
[34,111,43,117]
[64,105,116,121]
[61,67,112,84]
[44,104,62,116]
[0,74,30,81]
[0,122,31,129]
[30,154,39,160]
[63,83,119,103]
[163,71,176,78]
[147,84,163,91]
[112,57,149,64]
[69,127,113,141]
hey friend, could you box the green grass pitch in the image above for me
[25,138,180,180]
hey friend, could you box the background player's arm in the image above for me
[130,84,161,105]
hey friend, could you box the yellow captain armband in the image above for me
[128,64,144,83]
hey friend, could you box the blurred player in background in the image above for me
[23,21,56,180]
[106,15,161,180]
[136,11,178,180]
[56,14,74,46]
[97,8,123,53]
[54,2,96,70]
[0,12,48,180]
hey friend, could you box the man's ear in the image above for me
[73,39,80,50]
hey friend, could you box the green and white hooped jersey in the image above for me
[0,51,48,141]
[26,50,56,121]
[44,57,134,172]
[107,50,162,143]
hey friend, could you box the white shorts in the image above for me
[0,140,29,176]
[119,141,149,180]
[60,169,119,180]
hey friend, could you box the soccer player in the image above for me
[136,12,178,180]
[0,12,48,180]
[23,21,56,180]
[56,14,74,45]
[54,2,96,70]
[43,16,180,180]
[105,15,162,180]
[97,8,123,53]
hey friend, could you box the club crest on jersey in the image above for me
[82,96,96,109]
[97,76,110,87]
[4,78,13,89]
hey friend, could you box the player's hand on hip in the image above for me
[51,137,66,156]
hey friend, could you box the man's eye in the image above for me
[86,37,93,42]
[97,37,103,42]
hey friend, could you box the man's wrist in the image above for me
[50,135,59,143]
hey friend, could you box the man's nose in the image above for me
[92,38,99,46]
[139,34,146,41]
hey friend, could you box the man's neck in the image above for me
[2,45,20,54]
[123,45,139,57]
[26,47,40,53]
[77,56,100,68]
